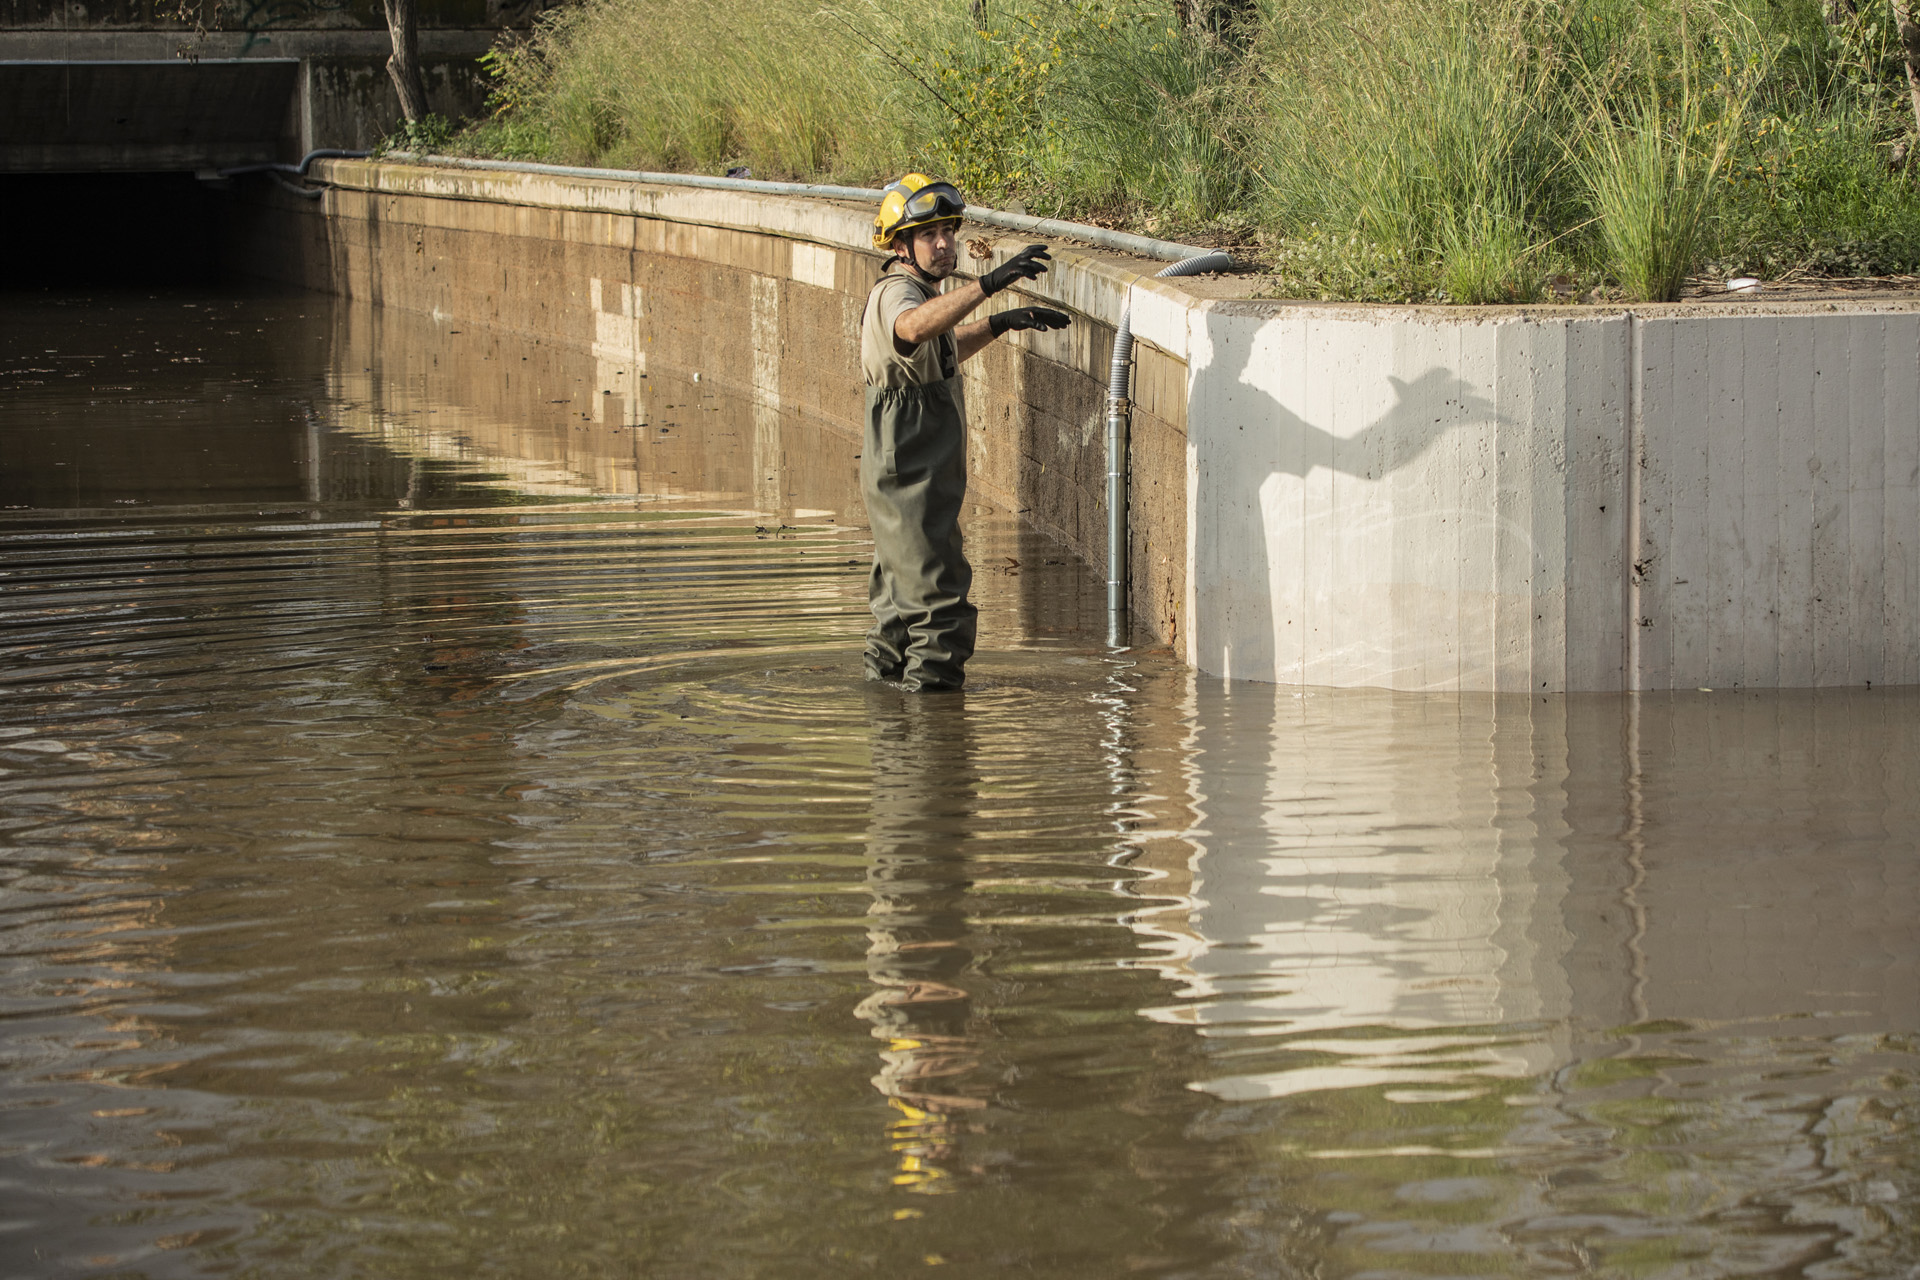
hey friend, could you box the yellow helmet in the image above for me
[872,173,965,250]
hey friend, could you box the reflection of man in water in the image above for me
[860,173,1072,691]
[856,693,984,1190]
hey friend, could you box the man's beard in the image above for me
[902,243,954,281]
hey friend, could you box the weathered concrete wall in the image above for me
[229,158,1198,645]
[1187,303,1920,691]
[315,297,874,516]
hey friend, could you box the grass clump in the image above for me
[1579,85,1722,303]
[1573,18,1766,302]
[459,0,915,180]
[451,0,1920,302]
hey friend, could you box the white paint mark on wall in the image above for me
[591,277,646,424]
[752,401,782,516]
[750,274,784,514]
[790,242,836,291]
[750,275,780,404]
[592,279,643,361]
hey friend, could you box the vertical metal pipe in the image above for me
[1106,394,1130,647]
[1622,311,1643,691]
[1106,305,1136,648]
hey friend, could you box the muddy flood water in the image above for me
[3,289,1918,1279]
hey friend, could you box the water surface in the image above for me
[4,291,1918,1278]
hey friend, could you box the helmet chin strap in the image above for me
[898,245,930,282]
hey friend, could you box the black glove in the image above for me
[978,244,1051,296]
[989,306,1072,338]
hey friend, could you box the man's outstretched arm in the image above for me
[895,282,988,352]
[893,244,1054,352]
[955,307,1073,363]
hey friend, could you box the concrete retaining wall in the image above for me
[1187,304,1920,690]
[232,158,1920,689]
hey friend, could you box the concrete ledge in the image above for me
[318,157,1171,333]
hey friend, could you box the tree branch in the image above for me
[382,0,430,123]
[1895,0,1920,139]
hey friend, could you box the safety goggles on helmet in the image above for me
[872,174,967,249]
[901,183,963,224]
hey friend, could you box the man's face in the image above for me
[897,222,958,280]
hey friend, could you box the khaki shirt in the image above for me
[861,264,960,389]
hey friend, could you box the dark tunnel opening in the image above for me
[2,172,244,289]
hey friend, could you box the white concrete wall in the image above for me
[1634,314,1920,690]
[1185,304,1920,692]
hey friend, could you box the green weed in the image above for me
[377,112,459,157]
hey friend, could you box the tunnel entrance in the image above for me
[1,172,238,288]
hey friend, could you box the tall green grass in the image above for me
[1572,14,1766,301]
[1250,0,1573,301]
[460,0,1244,214]
[942,2,1245,224]
[1577,84,1733,302]
[462,0,917,180]
[457,0,1920,301]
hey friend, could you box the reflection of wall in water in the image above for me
[319,298,866,521]
[1136,685,1920,1102]
[0,301,364,509]
[1561,690,1920,1028]
[1144,685,1575,1099]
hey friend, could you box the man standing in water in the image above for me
[861,173,1071,692]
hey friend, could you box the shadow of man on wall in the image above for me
[1190,308,1506,682]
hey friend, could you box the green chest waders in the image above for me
[861,375,977,691]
